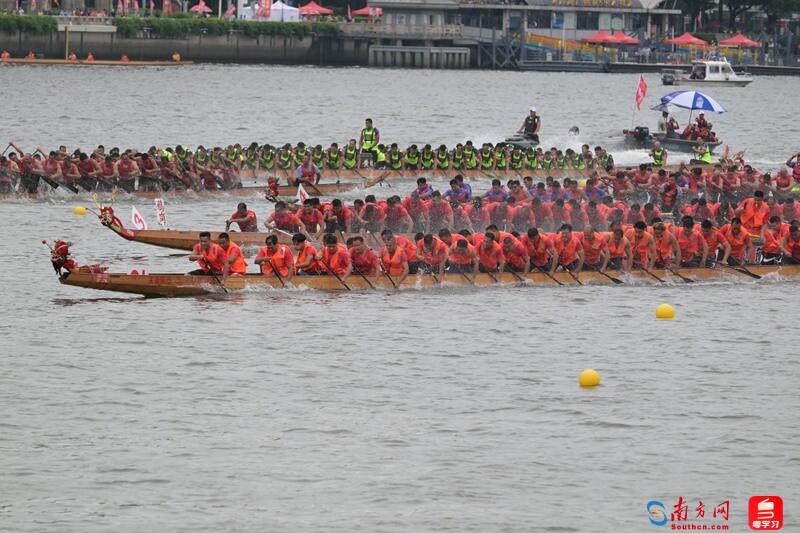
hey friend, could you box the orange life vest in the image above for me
[380,246,407,276]
[257,244,293,277]
[223,242,248,274]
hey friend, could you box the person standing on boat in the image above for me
[657,111,669,137]
[358,118,380,164]
[690,141,712,165]
[517,107,541,144]
[188,231,228,276]
[649,141,668,167]
[786,152,800,185]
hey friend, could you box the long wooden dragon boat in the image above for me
[1,58,193,67]
[55,264,798,297]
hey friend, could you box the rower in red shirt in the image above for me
[699,220,731,266]
[267,201,305,233]
[509,203,535,233]
[550,199,572,229]
[379,236,410,286]
[292,233,319,275]
[347,236,380,284]
[604,228,632,271]
[627,221,657,270]
[296,199,325,234]
[318,234,351,277]
[188,231,228,276]
[416,234,448,277]
[427,192,454,232]
[779,224,800,264]
[580,225,610,272]
[114,152,139,193]
[530,198,554,232]
[402,192,430,233]
[475,232,505,274]
[462,197,490,231]
[217,232,248,283]
[521,228,558,275]
[652,222,682,269]
[674,217,708,267]
[226,202,258,232]
[384,196,413,234]
[501,236,530,274]
[719,218,752,266]
[324,199,354,234]
[761,216,790,264]
[447,239,479,279]
[255,234,295,281]
[736,190,770,236]
[553,223,584,272]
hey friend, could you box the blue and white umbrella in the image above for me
[659,90,727,113]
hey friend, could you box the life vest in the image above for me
[464,149,478,170]
[451,150,464,169]
[436,150,450,168]
[193,242,227,273]
[421,151,434,169]
[388,152,403,170]
[343,147,358,169]
[494,149,507,168]
[580,232,606,264]
[351,247,378,275]
[485,187,508,202]
[597,154,613,168]
[278,151,292,170]
[449,243,475,265]
[417,238,447,266]
[784,233,800,259]
[258,244,293,277]
[522,235,552,266]
[762,223,789,254]
[448,187,469,203]
[555,156,567,169]
[231,209,258,232]
[321,243,349,275]
[311,149,325,167]
[722,225,749,259]
[509,152,523,170]
[480,150,494,170]
[381,246,407,276]
[571,155,585,170]
[477,241,503,270]
[524,153,539,169]
[260,148,275,169]
[654,232,674,261]
[541,156,555,170]
[697,145,712,163]
[326,149,340,168]
[652,148,665,166]
[792,163,800,182]
[118,159,134,179]
[523,115,540,135]
[554,234,581,265]
[295,242,318,274]
[293,146,309,166]
[223,242,248,274]
[361,128,377,150]
[607,236,628,259]
[676,228,703,260]
[739,198,769,233]
[196,152,208,165]
[629,231,653,264]
[405,150,419,166]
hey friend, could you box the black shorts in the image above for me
[188,268,221,276]
[447,262,473,274]
[607,257,625,271]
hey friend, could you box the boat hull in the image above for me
[1,58,193,67]
[58,265,799,297]
[672,78,753,87]
[622,130,722,154]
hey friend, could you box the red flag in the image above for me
[225,3,235,15]
[635,74,647,110]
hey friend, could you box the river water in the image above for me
[1,65,799,532]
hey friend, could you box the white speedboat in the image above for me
[662,58,753,87]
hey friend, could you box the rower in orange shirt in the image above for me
[605,228,632,271]
[318,234,351,277]
[292,233,319,275]
[719,217,752,266]
[778,224,800,264]
[553,223,584,272]
[699,220,731,266]
[324,199,354,234]
[580,225,610,272]
[501,236,530,274]
[296,199,325,235]
[761,215,790,265]
[674,217,708,267]
[379,235,410,286]
[188,231,227,276]
[226,202,258,232]
[380,229,418,273]
[217,232,248,282]
[266,201,305,233]
[652,222,682,269]
[416,234,448,277]
[447,239,480,279]
[521,228,558,276]
[627,221,657,270]
[347,236,380,284]
[736,190,770,236]
[255,235,295,281]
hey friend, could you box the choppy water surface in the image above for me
[1,65,799,531]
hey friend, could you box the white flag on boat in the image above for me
[131,205,148,231]
[154,198,168,229]
[297,183,309,204]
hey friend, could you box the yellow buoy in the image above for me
[579,179,587,188]
[656,303,675,320]
[579,369,601,388]
[74,206,86,216]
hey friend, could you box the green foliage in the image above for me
[0,14,58,35]
[693,32,717,44]
[168,12,194,19]
[112,17,339,40]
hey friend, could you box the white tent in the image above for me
[241,1,300,21]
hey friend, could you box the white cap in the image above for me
[530,106,537,112]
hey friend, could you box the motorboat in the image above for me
[662,58,753,87]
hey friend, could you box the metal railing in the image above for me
[339,22,462,38]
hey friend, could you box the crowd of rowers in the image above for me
[0,139,622,194]
[185,182,800,284]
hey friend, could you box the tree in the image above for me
[675,0,717,30]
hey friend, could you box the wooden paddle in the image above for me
[503,264,525,283]
[720,262,762,279]
[530,261,564,286]
[584,263,624,284]
[633,261,665,283]
[201,257,228,293]
[665,265,695,283]
[318,255,351,291]
[558,262,583,285]
[351,262,376,289]
[264,256,286,288]
[380,263,399,290]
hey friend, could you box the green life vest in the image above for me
[436,150,450,168]
[343,147,358,169]
[598,153,613,168]
[421,151,434,169]
[524,153,539,169]
[494,149,507,168]
[278,151,293,170]
[376,150,386,164]
[541,156,555,170]
[698,146,711,163]
[464,149,478,170]
[260,148,275,169]
[312,149,325,167]
[361,128,377,150]
[571,155,585,170]
[326,149,340,168]
[480,150,494,170]
[510,152,524,170]
[653,148,665,166]
[556,156,567,168]
[452,151,464,169]
[294,146,309,166]
[196,152,208,165]
[405,151,419,166]
[388,152,403,170]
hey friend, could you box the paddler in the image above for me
[778,224,800,264]
[266,201,305,233]
[435,144,451,170]
[761,216,790,265]
[404,144,421,170]
[735,190,770,236]
[292,233,319,275]
[188,231,228,276]
[719,217,752,266]
[226,202,258,232]
[554,223,584,272]
[255,235,294,281]
[416,234,448,277]
[580,225,610,272]
[297,198,325,234]
[347,236,380,284]
[447,239,479,279]
[343,139,359,170]
[295,155,321,186]
[517,106,541,143]
[785,151,800,184]
[700,220,731,266]
[501,235,530,274]
[651,222,682,269]
[379,235,411,286]
[605,228,632,271]
[319,234,351,277]
[217,232,248,283]
[674,217,708,267]
[325,143,342,170]
[691,140,713,165]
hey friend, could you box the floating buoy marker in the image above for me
[656,303,675,320]
[579,369,601,388]
[74,206,86,216]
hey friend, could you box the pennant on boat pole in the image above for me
[131,205,148,231]
[154,198,168,229]
[296,183,309,204]
[635,74,648,110]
